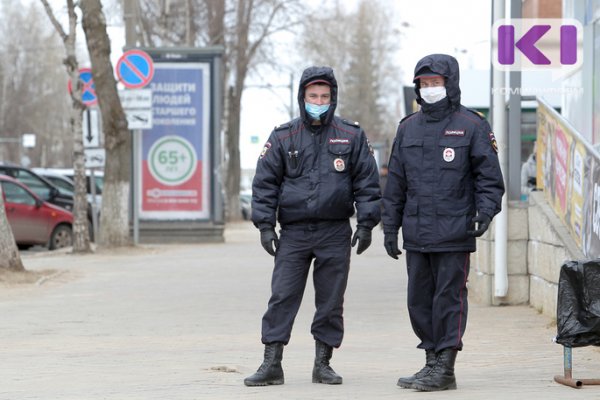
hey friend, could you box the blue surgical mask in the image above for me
[305,102,330,120]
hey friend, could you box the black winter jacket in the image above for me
[382,54,504,252]
[252,66,381,230]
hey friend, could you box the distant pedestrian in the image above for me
[521,141,537,197]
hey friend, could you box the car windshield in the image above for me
[10,170,53,200]
[1,181,36,206]
[64,173,103,195]
[45,176,74,195]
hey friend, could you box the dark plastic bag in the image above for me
[555,259,600,347]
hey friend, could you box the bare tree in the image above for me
[297,4,353,81]
[39,0,91,253]
[133,0,303,221]
[80,0,131,247]
[223,0,304,220]
[299,0,401,145]
[0,184,24,271]
[133,0,198,47]
[0,1,71,166]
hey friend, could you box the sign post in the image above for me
[117,50,155,245]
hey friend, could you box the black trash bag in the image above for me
[555,259,600,347]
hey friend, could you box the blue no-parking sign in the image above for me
[117,50,155,89]
[67,68,97,107]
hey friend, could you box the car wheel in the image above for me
[49,224,73,250]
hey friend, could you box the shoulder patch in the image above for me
[366,137,374,156]
[274,122,291,131]
[342,119,360,128]
[466,108,486,119]
[259,141,272,159]
[399,112,417,124]
[488,132,498,153]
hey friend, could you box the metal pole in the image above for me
[133,129,140,246]
[508,0,522,201]
[90,168,99,242]
[124,0,136,47]
[124,1,138,244]
[492,0,508,298]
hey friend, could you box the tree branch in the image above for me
[38,0,68,42]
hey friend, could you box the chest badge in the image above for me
[334,158,346,172]
[443,148,455,162]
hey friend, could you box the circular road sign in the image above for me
[117,49,155,89]
[67,68,97,107]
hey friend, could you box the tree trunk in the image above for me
[67,61,92,253]
[65,24,91,253]
[224,0,253,222]
[40,0,91,253]
[80,0,131,247]
[0,185,24,271]
[225,85,242,220]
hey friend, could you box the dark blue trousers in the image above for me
[261,220,351,348]
[405,251,470,352]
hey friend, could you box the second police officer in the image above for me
[246,66,381,386]
[382,54,505,392]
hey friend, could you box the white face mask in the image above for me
[420,86,447,104]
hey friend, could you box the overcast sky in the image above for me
[34,0,494,171]
[240,0,493,170]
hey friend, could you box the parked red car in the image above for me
[0,174,73,250]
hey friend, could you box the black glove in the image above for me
[260,227,279,256]
[384,233,402,259]
[351,227,372,255]
[467,213,492,237]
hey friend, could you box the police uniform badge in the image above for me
[488,132,499,153]
[259,141,271,159]
[334,158,345,172]
[443,148,455,162]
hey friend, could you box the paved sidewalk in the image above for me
[1,221,598,399]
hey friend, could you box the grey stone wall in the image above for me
[469,191,584,320]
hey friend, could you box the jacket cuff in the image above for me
[478,209,494,220]
[257,223,275,232]
[383,225,399,235]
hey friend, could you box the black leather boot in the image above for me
[312,340,342,384]
[396,349,437,388]
[244,343,284,386]
[412,348,458,391]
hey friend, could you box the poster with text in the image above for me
[589,158,600,258]
[139,62,211,220]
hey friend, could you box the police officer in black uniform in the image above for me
[382,54,504,392]
[245,66,380,387]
